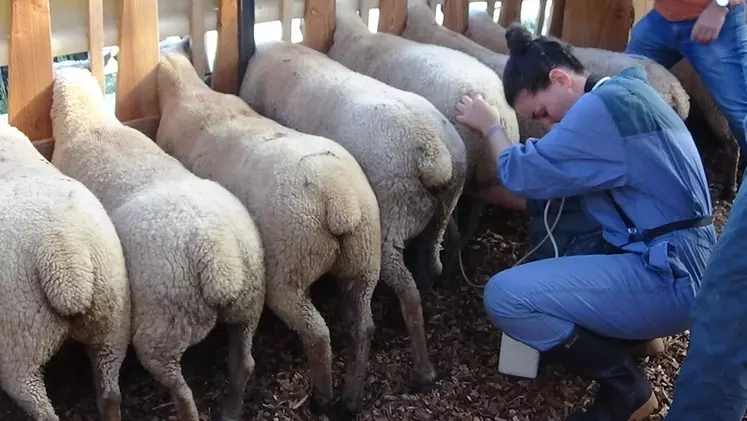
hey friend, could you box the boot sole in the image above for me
[628,391,659,420]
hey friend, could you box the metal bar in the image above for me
[237,0,256,92]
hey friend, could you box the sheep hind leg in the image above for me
[720,142,740,202]
[137,348,199,421]
[381,243,440,393]
[220,323,256,421]
[0,369,59,421]
[86,343,125,421]
[332,272,377,417]
[266,287,335,417]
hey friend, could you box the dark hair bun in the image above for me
[505,23,533,55]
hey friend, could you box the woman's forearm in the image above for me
[484,122,514,167]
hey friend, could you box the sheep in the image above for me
[463,10,745,201]
[670,59,741,201]
[0,124,130,421]
[50,67,266,421]
[399,2,543,143]
[238,38,467,393]
[155,48,382,417]
[326,9,520,287]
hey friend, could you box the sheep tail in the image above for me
[416,129,454,190]
[189,228,247,309]
[310,154,363,237]
[51,67,116,141]
[35,231,96,317]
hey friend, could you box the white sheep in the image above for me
[0,124,130,421]
[156,49,382,417]
[464,10,690,118]
[400,2,543,142]
[238,39,467,393]
[463,10,747,201]
[327,9,520,287]
[50,67,266,421]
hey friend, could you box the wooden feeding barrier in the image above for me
[2,0,642,161]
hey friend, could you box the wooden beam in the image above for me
[378,0,407,35]
[212,0,239,94]
[443,0,469,34]
[87,0,105,92]
[303,0,335,53]
[281,0,294,41]
[8,0,54,141]
[536,0,548,35]
[561,0,633,51]
[115,0,160,121]
[498,0,522,28]
[548,0,565,37]
[190,0,208,78]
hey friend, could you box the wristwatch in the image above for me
[714,0,729,7]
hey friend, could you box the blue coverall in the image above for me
[483,67,717,352]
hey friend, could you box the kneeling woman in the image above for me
[456,25,716,420]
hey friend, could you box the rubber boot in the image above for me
[542,327,659,421]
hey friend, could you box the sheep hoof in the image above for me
[408,368,443,393]
[327,399,358,421]
[310,394,335,418]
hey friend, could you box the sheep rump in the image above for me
[0,124,130,421]
[50,67,266,421]
[156,49,382,417]
[239,39,467,392]
[327,9,521,288]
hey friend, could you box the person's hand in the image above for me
[456,94,502,136]
[691,2,730,44]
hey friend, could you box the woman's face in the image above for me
[512,68,584,130]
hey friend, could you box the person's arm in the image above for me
[691,0,743,44]
[497,94,629,200]
[465,182,527,212]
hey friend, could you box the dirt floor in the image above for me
[0,115,741,421]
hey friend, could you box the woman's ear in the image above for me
[548,68,572,88]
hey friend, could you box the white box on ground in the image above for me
[498,332,540,379]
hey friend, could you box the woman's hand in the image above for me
[456,94,502,136]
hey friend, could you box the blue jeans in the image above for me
[626,4,747,152]
[665,121,747,421]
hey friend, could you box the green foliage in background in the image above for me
[0,54,117,116]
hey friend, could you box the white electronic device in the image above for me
[498,332,540,379]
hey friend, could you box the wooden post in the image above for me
[548,0,565,37]
[8,0,54,141]
[238,0,256,91]
[303,0,335,53]
[281,0,294,41]
[115,0,160,121]
[498,0,522,27]
[536,0,548,35]
[443,0,469,34]
[212,0,239,94]
[561,0,633,51]
[190,0,208,78]
[88,0,105,92]
[378,0,407,35]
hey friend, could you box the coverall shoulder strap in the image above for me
[605,190,713,245]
